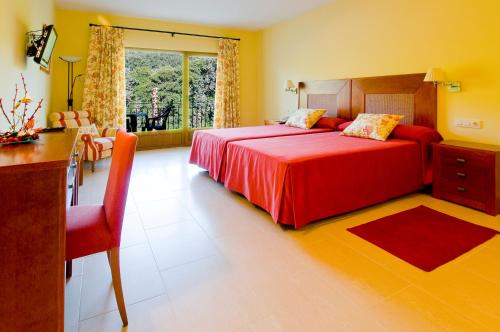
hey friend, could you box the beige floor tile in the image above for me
[235,315,286,332]
[410,265,500,328]
[69,147,500,331]
[190,202,275,239]
[125,196,138,214]
[120,212,148,248]
[138,197,195,229]
[64,275,82,332]
[297,206,402,267]
[161,256,255,332]
[376,285,485,331]
[79,244,165,320]
[78,294,181,332]
[482,236,500,253]
[298,236,410,307]
[129,167,187,203]
[458,245,500,287]
[147,221,218,270]
[376,192,429,212]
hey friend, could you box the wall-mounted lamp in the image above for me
[424,68,461,92]
[284,80,298,94]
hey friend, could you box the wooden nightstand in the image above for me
[264,120,283,125]
[433,140,500,215]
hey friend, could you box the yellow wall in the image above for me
[51,9,262,127]
[0,0,55,131]
[260,0,500,144]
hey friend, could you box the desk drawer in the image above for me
[439,178,488,202]
[438,163,488,186]
[439,148,489,170]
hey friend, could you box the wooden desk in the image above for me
[0,129,80,332]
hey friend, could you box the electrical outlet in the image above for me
[455,119,483,129]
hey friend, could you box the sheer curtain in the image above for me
[82,26,126,128]
[214,39,240,128]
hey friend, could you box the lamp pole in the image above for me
[59,56,81,111]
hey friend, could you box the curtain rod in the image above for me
[88,23,240,41]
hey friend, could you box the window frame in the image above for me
[124,47,217,135]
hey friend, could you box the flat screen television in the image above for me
[33,25,58,68]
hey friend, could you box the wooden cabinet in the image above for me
[433,140,500,215]
[0,130,79,332]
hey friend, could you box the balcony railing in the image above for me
[126,101,214,132]
[189,102,214,129]
[126,101,181,132]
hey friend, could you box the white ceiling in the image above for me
[56,0,333,30]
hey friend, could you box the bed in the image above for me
[190,125,331,182]
[189,79,351,182]
[223,74,441,228]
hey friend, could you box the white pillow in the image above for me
[285,109,327,129]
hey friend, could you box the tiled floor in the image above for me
[66,147,500,332]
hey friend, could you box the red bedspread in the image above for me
[224,132,426,229]
[189,125,331,182]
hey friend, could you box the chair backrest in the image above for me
[49,111,92,128]
[159,101,175,118]
[145,101,174,131]
[103,130,138,246]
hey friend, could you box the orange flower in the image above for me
[25,118,35,129]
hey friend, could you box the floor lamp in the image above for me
[59,56,81,111]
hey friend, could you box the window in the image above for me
[189,56,217,128]
[125,49,217,133]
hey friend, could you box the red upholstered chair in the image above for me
[66,130,137,326]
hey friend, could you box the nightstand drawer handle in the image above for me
[456,186,466,193]
[456,158,466,164]
[456,172,466,178]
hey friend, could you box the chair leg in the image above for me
[66,260,73,278]
[106,250,111,267]
[108,247,128,326]
[91,161,96,172]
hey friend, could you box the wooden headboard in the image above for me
[297,74,437,128]
[351,74,437,128]
[298,79,351,120]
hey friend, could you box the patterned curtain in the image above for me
[82,26,125,128]
[214,39,240,128]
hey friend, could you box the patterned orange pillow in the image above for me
[342,114,403,141]
[285,109,327,129]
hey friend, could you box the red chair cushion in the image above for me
[66,205,115,260]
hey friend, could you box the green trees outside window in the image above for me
[125,49,217,132]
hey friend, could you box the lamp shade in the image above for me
[424,68,446,83]
[59,56,81,63]
[284,80,295,91]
